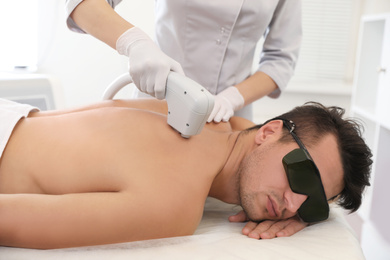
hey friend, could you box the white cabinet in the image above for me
[351,13,390,259]
[0,73,63,110]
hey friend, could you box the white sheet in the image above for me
[0,198,365,260]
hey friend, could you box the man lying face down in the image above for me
[0,98,371,249]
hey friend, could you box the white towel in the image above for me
[0,98,39,158]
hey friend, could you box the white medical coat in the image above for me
[66,0,302,97]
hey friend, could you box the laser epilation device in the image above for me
[102,72,215,138]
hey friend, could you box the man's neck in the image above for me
[208,130,257,205]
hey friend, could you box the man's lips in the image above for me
[267,196,280,218]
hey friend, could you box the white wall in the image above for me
[362,0,390,14]
[36,1,155,109]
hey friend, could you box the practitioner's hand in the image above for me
[207,87,244,123]
[229,210,308,239]
[116,27,184,100]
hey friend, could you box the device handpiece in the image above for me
[102,72,214,138]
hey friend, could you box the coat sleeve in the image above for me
[257,0,302,98]
[64,0,123,33]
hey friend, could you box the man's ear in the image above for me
[254,120,284,145]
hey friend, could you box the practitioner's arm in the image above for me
[70,0,184,100]
[0,191,193,249]
[70,0,132,49]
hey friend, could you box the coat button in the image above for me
[216,39,221,45]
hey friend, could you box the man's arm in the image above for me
[0,191,194,249]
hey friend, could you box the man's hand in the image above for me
[117,27,184,100]
[228,210,308,239]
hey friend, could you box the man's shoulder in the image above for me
[230,116,256,131]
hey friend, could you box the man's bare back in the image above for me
[0,101,241,248]
[1,99,350,249]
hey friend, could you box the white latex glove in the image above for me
[207,86,245,123]
[116,27,184,99]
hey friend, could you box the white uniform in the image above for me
[0,99,38,158]
[65,0,302,117]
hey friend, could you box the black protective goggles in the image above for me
[266,118,329,223]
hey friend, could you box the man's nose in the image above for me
[284,189,308,214]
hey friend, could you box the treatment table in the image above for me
[0,197,365,260]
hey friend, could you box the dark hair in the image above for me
[246,102,372,213]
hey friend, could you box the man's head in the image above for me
[237,102,372,222]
